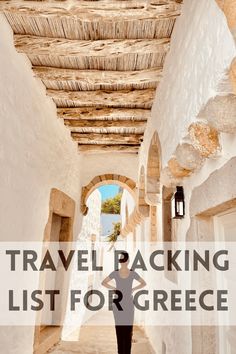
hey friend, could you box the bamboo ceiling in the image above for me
[1,0,182,154]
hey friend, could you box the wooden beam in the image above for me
[64,119,147,128]
[47,89,155,109]
[15,35,170,56]
[57,107,151,121]
[14,35,170,70]
[71,132,143,144]
[1,0,181,14]
[33,66,162,90]
[3,2,180,39]
[78,144,140,153]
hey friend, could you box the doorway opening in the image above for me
[33,189,75,354]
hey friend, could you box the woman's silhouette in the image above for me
[102,251,146,354]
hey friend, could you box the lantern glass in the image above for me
[171,186,185,219]
[171,196,176,219]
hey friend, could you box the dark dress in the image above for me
[108,269,141,354]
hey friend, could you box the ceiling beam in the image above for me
[15,35,170,57]
[3,2,179,40]
[1,0,181,14]
[33,66,162,91]
[71,132,143,144]
[14,35,170,70]
[78,144,140,153]
[64,119,147,128]
[47,89,155,109]
[57,107,151,121]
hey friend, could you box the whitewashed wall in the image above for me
[137,0,236,353]
[0,14,83,242]
[0,14,83,354]
[80,153,138,186]
[139,0,236,170]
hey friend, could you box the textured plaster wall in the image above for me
[0,14,82,242]
[0,14,82,354]
[137,0,236,352]
[139,0,236,170]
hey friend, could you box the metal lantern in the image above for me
[171,186,185,219]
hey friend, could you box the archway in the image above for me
[146,132,162,206]
[81,174,136,215]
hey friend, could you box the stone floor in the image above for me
[48,312,155,354]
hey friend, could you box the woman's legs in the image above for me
[115,325,133,354]
[123,325,133,354]
[114,304,134,353]
[115,325,123,354]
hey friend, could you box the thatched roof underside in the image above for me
[1,0,182,154]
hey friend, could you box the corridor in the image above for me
[1,0,236,353]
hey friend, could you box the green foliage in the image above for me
[107,222,121,243]
[101,193,122,214]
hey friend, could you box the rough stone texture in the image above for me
[198,94,236,133]
[175,143,205,171]
[168,157,191,178]
[160,166,181,187]
[188,122,220,157]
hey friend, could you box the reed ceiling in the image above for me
[1,0,182,154]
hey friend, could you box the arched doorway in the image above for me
[146,132,162,206]
[145,132,162,241]
[81,174,136,215]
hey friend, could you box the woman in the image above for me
[102,251,146,354]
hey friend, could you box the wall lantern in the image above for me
[171,186,185,219]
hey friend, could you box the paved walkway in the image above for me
[48,312,155,354]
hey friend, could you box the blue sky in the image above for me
[98,184,120,200]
